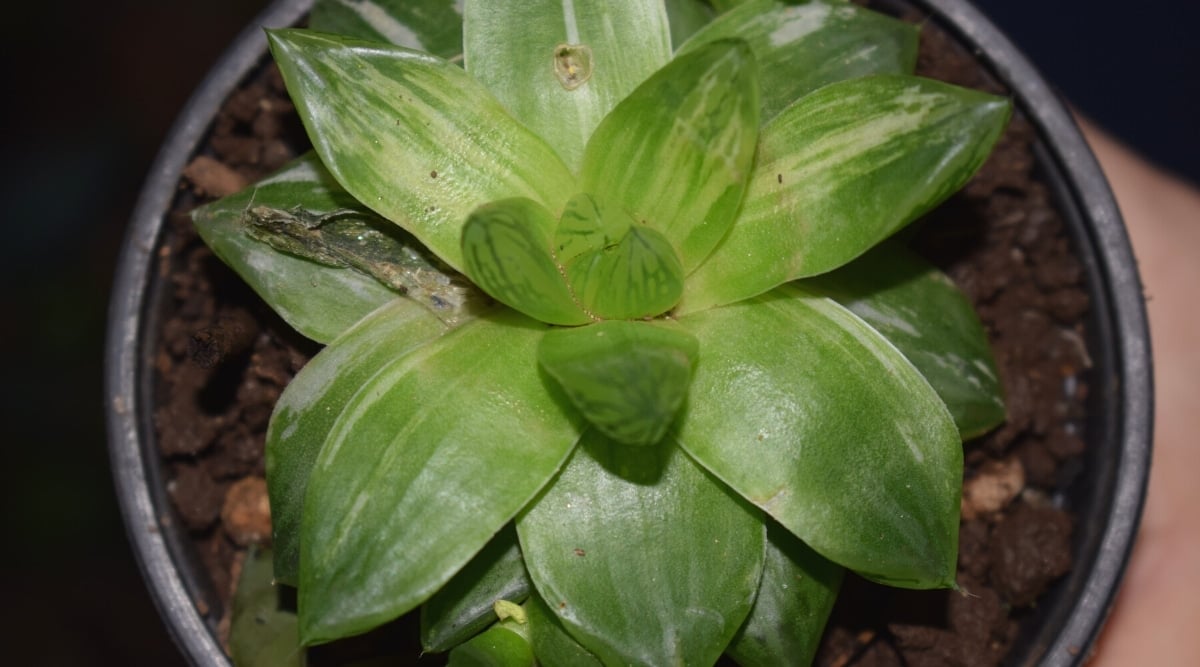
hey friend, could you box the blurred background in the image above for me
[0,0,1193,664]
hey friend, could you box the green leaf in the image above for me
[266,298,452,585]
[461,198,590,325]
[806,242,1005,438]
[267,29,576,273]
[675,285,962,588]
[726,522,843,667]
[298,311,583,644]
[192,154,398,343]
[447,624,534,667]
[463,0,672,169]
[580,39,760,273]
[525,594,603,667]
[664,0,715,50]
[677,0,919,121]
[517,432,764,666]
[309,0,464,60]
[230,548,304,667]
[564,224,685,321]
[538,321,698,446]
[680,75,1010,313]
[421,526,533,653]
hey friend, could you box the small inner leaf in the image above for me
[461,198,591,326]
[564,224,685,321]
[554,43,594,90]
[553,192,629,267]
[538,321,698,446]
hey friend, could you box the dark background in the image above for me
[0,0,1193,664]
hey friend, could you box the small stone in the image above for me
[182,155,247,198]
[221,477,272,546]
[961,457,1025,519]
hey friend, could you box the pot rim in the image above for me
[105,0,1153,665]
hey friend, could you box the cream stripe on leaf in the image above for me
[267,29,576,274]
[309,0,464,59]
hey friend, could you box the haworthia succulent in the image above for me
[676,284,962,588]
[267,29,576,273]
[680,75,1010,313]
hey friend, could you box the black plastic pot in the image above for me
[105,0,1153,665]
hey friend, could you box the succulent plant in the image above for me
[194,0,1010,664]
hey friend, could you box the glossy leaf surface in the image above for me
[681,75,1010,312]
[676,285,962,588]
[525,594,603,667]
[678,0,918,121]
[267,29,575,273]
[192,154,397,343]
[266,298,451,585]
[564,224,684,320]
[461,198,590,325]
[807,243,1005,438]
[447,623,534,666]
[422,526,533,653]
[517,433,764,666]
[538,321,698,446]
[463,0,671,169]
[229,548,303,667]
[309,0,464,59]
[299,311,582,644]
[726,522,843,667]
[580,39,760,273]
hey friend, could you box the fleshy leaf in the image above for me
[680,75,1010,313]
[525,594,603,667]
[463,0,672,169]
[726,521,843,667]
[675,285,962,588]
[677,0,919,121]
[580,39,760,273]
[299,311,583,644]
[421,526,533,653]
[564,224,685,321]
[461,198,590,325]
[309,0,464,60]
[266,298,452,585]
[552,192,627,267]
[664,0,715,49]
[192,154,398,343]
[229,548,303,667]
[267,29,576,273]
[806,242,1005,438]
[537,321,698,446]
[447,623,534,666]
[517,432,764,666]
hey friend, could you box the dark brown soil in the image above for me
[152,13,1090,667]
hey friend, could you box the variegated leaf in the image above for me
[463,0,671,169]
[806,242,1006,438]
[580,39,760,273]
[309,0,464,60]
[517,433,764,666]
[267,29,576,273]
[191,153,398,343]
[537,321,698,446]
[676,284,962,588]
[564,224,684,321]
[677,0,918,121]
[298,311,583,644]
[680,75,1010,313]
[266,298,452,585]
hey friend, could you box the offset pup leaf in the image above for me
[229,548,303,667]
[461,198,590,325]
[299,311,583,644]
[463,0,672,169]
[192,154,398,343]
[517,433,764,666]
[267,29,576,273]
[421,526,533,653]
[680,75,1010,313]
[580,39,760,273]
[447,623,534,666]
[806,242,1006,438]
[676,285,962,588]
[266,298,452,585]
[525,594,603,667]
[538,321,698,446]
[677,0,918,121]
[564,224,685,321]
[309,0,464,59]
[726,521,843,667]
